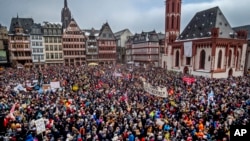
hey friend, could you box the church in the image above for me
[162,0,248,78]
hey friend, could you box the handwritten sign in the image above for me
[143,82,168,98]
[35,118,46,134]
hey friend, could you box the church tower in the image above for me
[165,0,181,44]
[61,0,71,29]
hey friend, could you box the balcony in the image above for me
[99,50,116,53]
[10,48,31,51]
[11,56,32,60]
[63,55,86,58]
[86,52,98,55]
[9,40,30,43]
[132,51,159,55]
[63,48,85,51]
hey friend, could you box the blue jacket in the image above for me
[128,134,135,141]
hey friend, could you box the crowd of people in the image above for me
[0,64,249,141]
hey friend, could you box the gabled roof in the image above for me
[9,17,34,34]
[114,28,131,37]
[179,6,234,40]
[98,22,115,40]
[63,18,84,34]
[233,25,250,40]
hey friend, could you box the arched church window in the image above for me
[236,51,239,69]
[171,15,174,29]
[200,50,206,69]
[228,50,232,67]
[217,50,222,69]
[175,50,179,67]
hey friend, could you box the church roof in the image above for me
[179,6,234,40]
[233,25,250,40]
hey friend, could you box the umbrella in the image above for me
[88,62,98,66]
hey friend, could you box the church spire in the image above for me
[64,0,68,8]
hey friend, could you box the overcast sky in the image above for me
[0,0,249,34]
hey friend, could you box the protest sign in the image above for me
[35,118,46,134]
[50,81,60,89]
[143,82,168,98]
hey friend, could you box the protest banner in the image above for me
[35,118,46,134]
[143,82,168,98]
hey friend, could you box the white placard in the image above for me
[50,81,60,88]
[184,41,193,57]
[143,82,168,98]
[35,118,46,134]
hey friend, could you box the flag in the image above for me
[10,102,17,114]
[207,90,214,106]
[182,76,196,85]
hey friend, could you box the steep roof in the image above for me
[9,17,34,34]
[98,22,115,40]
[114,29,131,37]
[179,6,234,40]
[233,25,250,40]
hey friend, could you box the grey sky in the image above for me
[0,0,249,34]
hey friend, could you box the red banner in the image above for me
[182,76,196,85]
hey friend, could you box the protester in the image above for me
[0,64,249,141]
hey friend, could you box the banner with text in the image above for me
[143,82,168,98]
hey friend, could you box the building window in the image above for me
[45,38,48,43]
[103,33,106,38]
[46,53,49,59]
[59,45,62,50]
[51,53,54,59]
[39,48,43,53]
[186,57,191,65]
[45,45,49,51]
[171,15,174,29]
[172,2,175,12]
[50,45,53,51]
[59,53,62,58]
[55,53,58,59]
[199,50,206,69]
[228,50,232,67]
[217,50,222,69]
[33,49,37,53]
[54,45,58,51]
[175,50,179,67]
[41,55,44,60]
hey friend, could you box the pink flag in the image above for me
[10,102,17,114]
